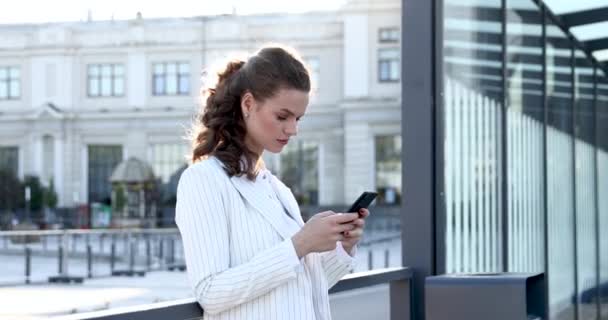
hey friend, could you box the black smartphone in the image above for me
[347,191,378,214]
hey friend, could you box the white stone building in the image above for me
[0,0,402,216]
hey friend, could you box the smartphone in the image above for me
[347,191,378,214]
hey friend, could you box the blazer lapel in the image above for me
[269,176,305,226]
[229,174,293,240]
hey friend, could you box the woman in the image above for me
[176,45,369,320]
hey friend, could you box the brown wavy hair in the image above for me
[190,46,311,180]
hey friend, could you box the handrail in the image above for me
[51,267,412,320]
[0,228,179,237]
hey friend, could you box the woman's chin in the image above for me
[266,145,285,154]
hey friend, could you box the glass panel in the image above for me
[546,17,576,320]
[88,65,99,76]
[574,49,598,320]
[166,63,177,74]
[178,62,189,74]
[153,63,164,74]
[0,68,7,79]
[375,135,401,205]
[179,75,189,94]
[113,64,124,76]
[0,146,19,175]
[101,65,112,76]
[597,70,608,319]
[443,0,503,273]
[9,67,20,79]
[154,76,164,95]
[100,76,112,96]
[506,0,544,273]
[280,140,319,205]
[89,78,99,96]
[0,80,7,99]
[88,145,122,204]
[9,80,20,98]
[114,78,124,96]
[167,74,177,95]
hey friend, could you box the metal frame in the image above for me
[500,0,509,272]
[593,65,602,320]
[558,6,608,28]
[402,0,441,319]
[52,267,412,320]
[570,43,580,320]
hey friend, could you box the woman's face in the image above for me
[241,88,309,155]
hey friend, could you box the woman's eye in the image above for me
[277,116,287,121]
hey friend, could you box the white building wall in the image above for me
[0,2,402,207]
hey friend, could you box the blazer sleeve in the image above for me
[320,242,358,289]
[175,164,303,315]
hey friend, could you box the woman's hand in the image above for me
[291,211,358,259]
[341,208,369,255]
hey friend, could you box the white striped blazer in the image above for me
[175,156,356,320]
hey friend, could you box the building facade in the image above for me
[0,0,402,211]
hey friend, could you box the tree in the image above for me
[44,178,58,209]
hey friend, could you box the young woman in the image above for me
[176,45,369,320]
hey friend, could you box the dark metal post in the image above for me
[146,235,151,271]
[129,239,135,273]
[87,244,93,278]
[25,247,31,284]
[169,238,175,267]
[58,245,63,274]
[403,0,443,318]
[368,250,373,270]
[385,249,390,268]
[110,243,116,273]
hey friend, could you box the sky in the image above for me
[0,0,348,25]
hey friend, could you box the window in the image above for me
[304,56,320,92]
[152,62,190,96]
[375,135,401,205]
[87,64,125,97]
[149,143,189,208]
[379,27,400,43]
[0,66,20,100]
[378,48,400,82]
[280,140,319,205]
[149,143,189,184]
[0,146,18,175]
[88,145,122,204]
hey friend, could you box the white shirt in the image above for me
[176,157,357,320]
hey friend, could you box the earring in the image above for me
[244,113,250,119]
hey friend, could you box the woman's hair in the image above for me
[190,45,311,180]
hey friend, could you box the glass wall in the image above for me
[573,49,598,320]
[545,18,576,320]
[440,0,608,318]
[443,0,504,273]
[505,0,544,273]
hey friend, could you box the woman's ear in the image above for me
[241,91,256,117]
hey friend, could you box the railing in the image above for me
[0,217,402,286]
[0,228,184,285]
[52,267,412,320]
